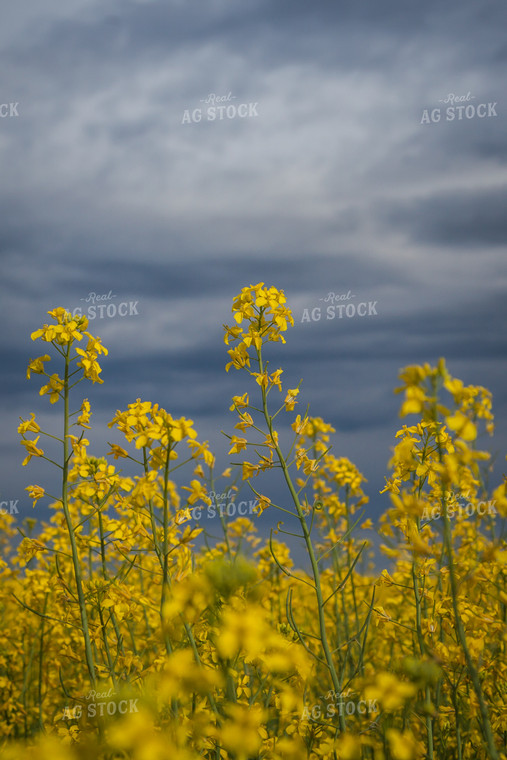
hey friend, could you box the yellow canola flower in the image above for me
[223,322,243,345]
[20,435,44,466]
[242,332,263,351]
[257,449,274,472]
[376,569,395,586]
[19,734,77,759]
[17,413,40,435]
[444,376,465,399]
[386,728,425,760]
[39,373,64,403]
[187,438,215,467]
[25,484,45,508]
[156,648,223,702]
[76,398,91,428]
[395,362,435,392]
[228,436,248,455]
[108,443,129,459]
[75,347,105,384]
[364,671,417,711]
[230,392,249,411]
[242,460,260,480]
[193,463,205,477]
[19,537,47,564]
[219,703,267,760]
[264,430,279,448]
[216,605,269,660]
[106,709,170,757]
[110,400,202,454]
[400,386,427,416]
[328,456,366,492]
[181,479,211,506]
[252,371,269,389]
[82,332,108,356]
[26,354,51,379]
[252,494,271,516]
[333,733,363,760]
[224,283,294,371]
[225,343,251,372]
[445,411,477,441]
[284,387,300,410]
[270,368,283,390]
[31,310,85,345]
[235,411,254,431]
[291,414,308,435]
[295,415,336,440]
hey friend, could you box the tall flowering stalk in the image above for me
[106,399,223,721]
[223,283,351,730]
[382,359,501,760]
[20,308,109,687]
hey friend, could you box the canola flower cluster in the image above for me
[0,287,506,760]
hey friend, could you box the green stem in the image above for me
[98,512,126,678]
[61,342,96,687]
[428,383,499,759]
[37,594,48,733]
[441,504,499,759]
[412,561,434,759]
[256,345,345,732]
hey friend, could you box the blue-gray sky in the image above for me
[1,0,506,567]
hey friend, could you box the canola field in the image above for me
[1,284,506,759]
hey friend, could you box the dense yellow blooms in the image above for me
[1,294,505,760]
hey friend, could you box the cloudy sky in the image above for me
[1,0,506,568]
